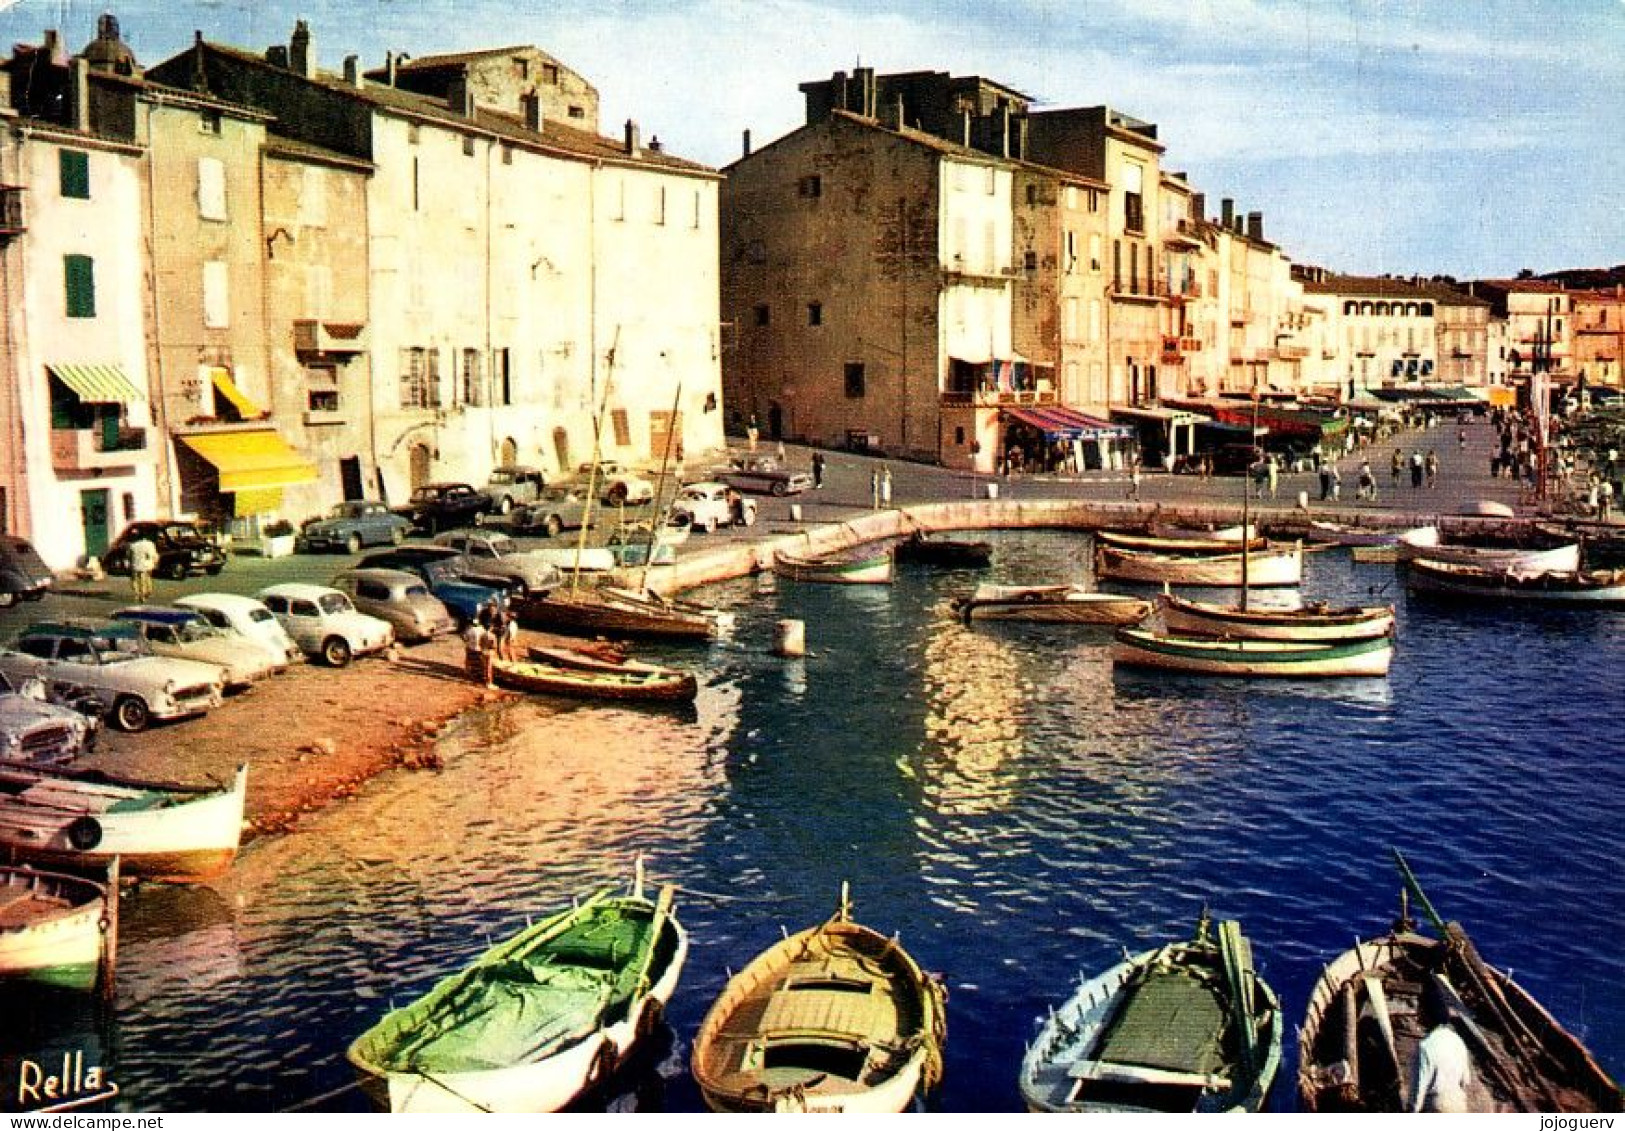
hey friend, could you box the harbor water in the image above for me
[11,529,1624,1111]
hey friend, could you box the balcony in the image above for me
[1161,335,1204,359]
[1275,342,1311,360]
[940,387,1058,407]
[1112,279,1169,304]
[51,425,148,472]
[293,320,368,358]
[0,186,24,240]
[942,259,1019,287]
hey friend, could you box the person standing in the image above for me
[1329,464,1342,502]
[1391,448,1404,488]
[1266,455,1280,500]
[746,416,760,455]
[1410,450,1425,489]
[1425,449,1439,488]
[1358,460,1376,503]
[463,618,488,684]
[811,450,825,489]
[1126,457,1142,501]
[880,467,893,507]
[128,532,158,602]
[870,468,881,510]
[1319,463,1333,501]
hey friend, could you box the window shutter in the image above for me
[59,150,90,199]
[198,157,227,220]
[64,255,96,318]
[203,261,230,328]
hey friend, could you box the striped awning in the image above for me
[180,429,317,493]
[210,368,265,419]
[1003,404,1133,441]
[47,363,144,405]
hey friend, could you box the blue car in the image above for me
[298,500,410,554]
[356,548,507,624]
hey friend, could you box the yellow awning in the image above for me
[234,488,284,516]
[48,363,144,405]
[210,368,264,419]
[181,429,318,493]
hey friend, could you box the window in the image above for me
[844,362,865,398]
[59,150,90,199]
[493,347,512,406]
[798,174,822,199]
[1089,233,1103,273]
[568,106,585,119]
[64,255,96,318]
[1065,186,1078,210]
[1112,240,1121,290]
[462,136,475,157]
[808,302,823,326]
[307,363,340,414]
[408,123,420,145]
[543,63,560,85]
[203,261,230,328]
[656,186,666,226]
[460,348,483,406]
[954,426,965,445]
[1064,230,1076,274]
[199,109,222,135]
[1024,250,1038,271]
[611,408,631,447]
[692,190,702,230]
[1089,189,1100,213]
[501,144,513,166]
[984,166,996,195]
[1026,184,1038,206]
[198,157,227,221]
[753,304,770,327]
[400,347,441,408]
[1123,161,1145,234]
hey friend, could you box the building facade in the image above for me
[1570,287,1624,390]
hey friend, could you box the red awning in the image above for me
[1003,405,1133,440]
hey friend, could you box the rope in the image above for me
[278,1079,363,1112]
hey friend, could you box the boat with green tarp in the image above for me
[347,863,686,1112]
[1019,914,1282,1112]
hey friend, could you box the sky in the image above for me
[3,0,1621,279]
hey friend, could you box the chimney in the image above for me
[1191,192,1205,223]
[624,118,640,156]
[998,103,1012,158]
[523,91,543,132]
[42,30,64,64]
[290,20,314,79]
[960,108,971,147]
[741,128,751,158]
[854,66,875,117]
[1247,211,1263,241]
[1220,197,1234,228]
[447,74,474,117]
[888,94,905,131]
[266,45,289,69]
[342,55,361,87]
[385,51,398,87]
[68,57,89,131]
[648,136,663,153]
[1015,116,1028,161]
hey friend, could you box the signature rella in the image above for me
[16,1052,119,1111]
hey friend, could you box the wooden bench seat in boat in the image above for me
[1066,1059,1232,1090]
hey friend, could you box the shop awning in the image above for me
[1109,405,1208,427]
[211,369,265,419]
[180,429,317,493]
[1004,404,1132,440]
[47,363,144,405]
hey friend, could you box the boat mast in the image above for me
[570,327,622,598]
[1241,392,1259,609]
[637,379,684,593]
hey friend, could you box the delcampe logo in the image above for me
[15,1051,119,1112]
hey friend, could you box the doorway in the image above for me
[80,488,110,560]
[552,427,571,474]
[409,444,432,490]
[340,456,364,501]
[500,437,518,467]
[768,402,784,441]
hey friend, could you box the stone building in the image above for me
[1470,279,1573,382]
[1571,287,1625,390]
[1299,274,1450,399]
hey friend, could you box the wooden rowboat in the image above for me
[0,762,248,882]
[526,643,697,688]
[953,584,1151,626]
[1098,529,1267,555]
[1020,914,1282,1112]
[1307,520,1405,547]
[0,862,117,991]
[517,586,715,641]
[1112,627,1393,678]
[1398,526,1581,573]
[492,657,697,703]
[348,862,687,1113]
[691,885,946,1113]
[1298,852,1623,1113]
[894,532,993,568]
[1095,544,1304,588]
[773,546,894,585]
[1159,592,1395,642]
[1405,559,1625,606]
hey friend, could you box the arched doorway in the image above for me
[409,443,432,490]
[551,427,571,474]
[500,437,518,466]
[768,402,784,441]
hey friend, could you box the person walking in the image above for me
[1266,455,1280,500]
[1358,460,1376,503]
[811,450,825,489]
[1329,464,1342,502]
[1425,449,1439,488]
[1318,463,1333,501]
[128,532,158,602]
[1410,450,1425,489]
[1391,448,1403,488]
[1126,457,1142,501]
[746,416,760,454]
[880,466,893,507]
[871,468,881,510]
[463,618,488,685]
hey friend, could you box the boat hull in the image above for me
[492,658,697,702]
[1098,530,1267,555]
[895,538,993,568]
[1160,594,1395,641]
[773,549,894,584]
[1406,560,1625,605]
[1398,526,1581,572]
[1096,545,1303,588]
[956,585,1151,625]
[0,867,112,990]
[517,589,714,640]
[1113,628,1393,677]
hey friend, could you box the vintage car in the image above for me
[297,500,410,553]
[330,568,457,644]
[718,457,814,497]
[509,487,595,538]
[0,671,96,764]
[0,620,224,732]
[256,583,394,668]
[357,548,511,623]
[671,481,757,533]
[432,531,563,596]
[479,465,548,515]
[0,536,53,608]
[580,461,656,507]
[395,483,493,534]
[174,592,303,667]
[110,606,284,690]
[102,520,227,579]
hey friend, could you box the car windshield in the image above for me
[318,593,352,615]
[679,489,705,501]
[422,562,456,585]
[488,470,516,485]
[328,504,356,518]
[404,584,431,599]
[489,537,517,555]
[410,488,441,502]
[249,608,274,624]
[177,621,218,643]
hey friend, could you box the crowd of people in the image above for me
[462,599,518,689]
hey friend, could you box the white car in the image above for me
[0,671,97,763]
[583,461,656,507]
[256,583,395,668]
[111,606,284,691]
[672,482,757,533]
[176,593,303,667]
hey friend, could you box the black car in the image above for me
[0,536,53,608]
[103,521,227,579]
[394,483,494,534]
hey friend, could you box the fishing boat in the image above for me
[1095,544,1304,588]
[1159,591,1395,642]
[773,546,895,585]
[1112,627,1393,677]
[517,585,715,641]
[691,884,947,1113]
[894,532,993,568]
[1298,851,1623,1113]
[348,863,687,1113]
[0,862,117,991]
[953,584,1151,626]
[526,643,691,682]
[1397,526,1581,573]
[1307,520,1405,547]
[0,762,248,882]
[1097,529,1267,555]
[1019,914,1282,1113]
[524,546,620,573]
[1148,523,1255,543]
[1405,559,1625,606]
[492,657,697,703]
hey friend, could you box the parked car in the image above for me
[356,547,511,624]
[257,584,394,668]
[297,500,410,553]
[0,620,224,732]
[0,671,97,764]
[103,520,227,579]
[110,606,283,690]
[672,481,757,533]
[330,569,457,644]
[174,592,303,667]
[718,457,814,497]
[479,465,548,515]
[582,461,656,507]
[509,487,595,538]
[432,531,563,596]
[395,483,493,534]
[0,536,53,608]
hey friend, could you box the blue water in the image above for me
[6,530,1622,1112]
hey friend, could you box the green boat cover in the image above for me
[358,897,660,1074]
[1095,968,1229,1077]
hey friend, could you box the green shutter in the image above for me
[64,255,96,318]
[59,150,90,199]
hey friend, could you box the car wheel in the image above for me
[0,592,15,609]
[162,560,187,581]
[391,526,406,545]
[322,636,353,668]
[205,564,224,576]
[112,695,151,733]
[544,515,563,537]
[606,484,628,506]
[499,495,513,515]
[346,533,362,554]
[772,481,788,497]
